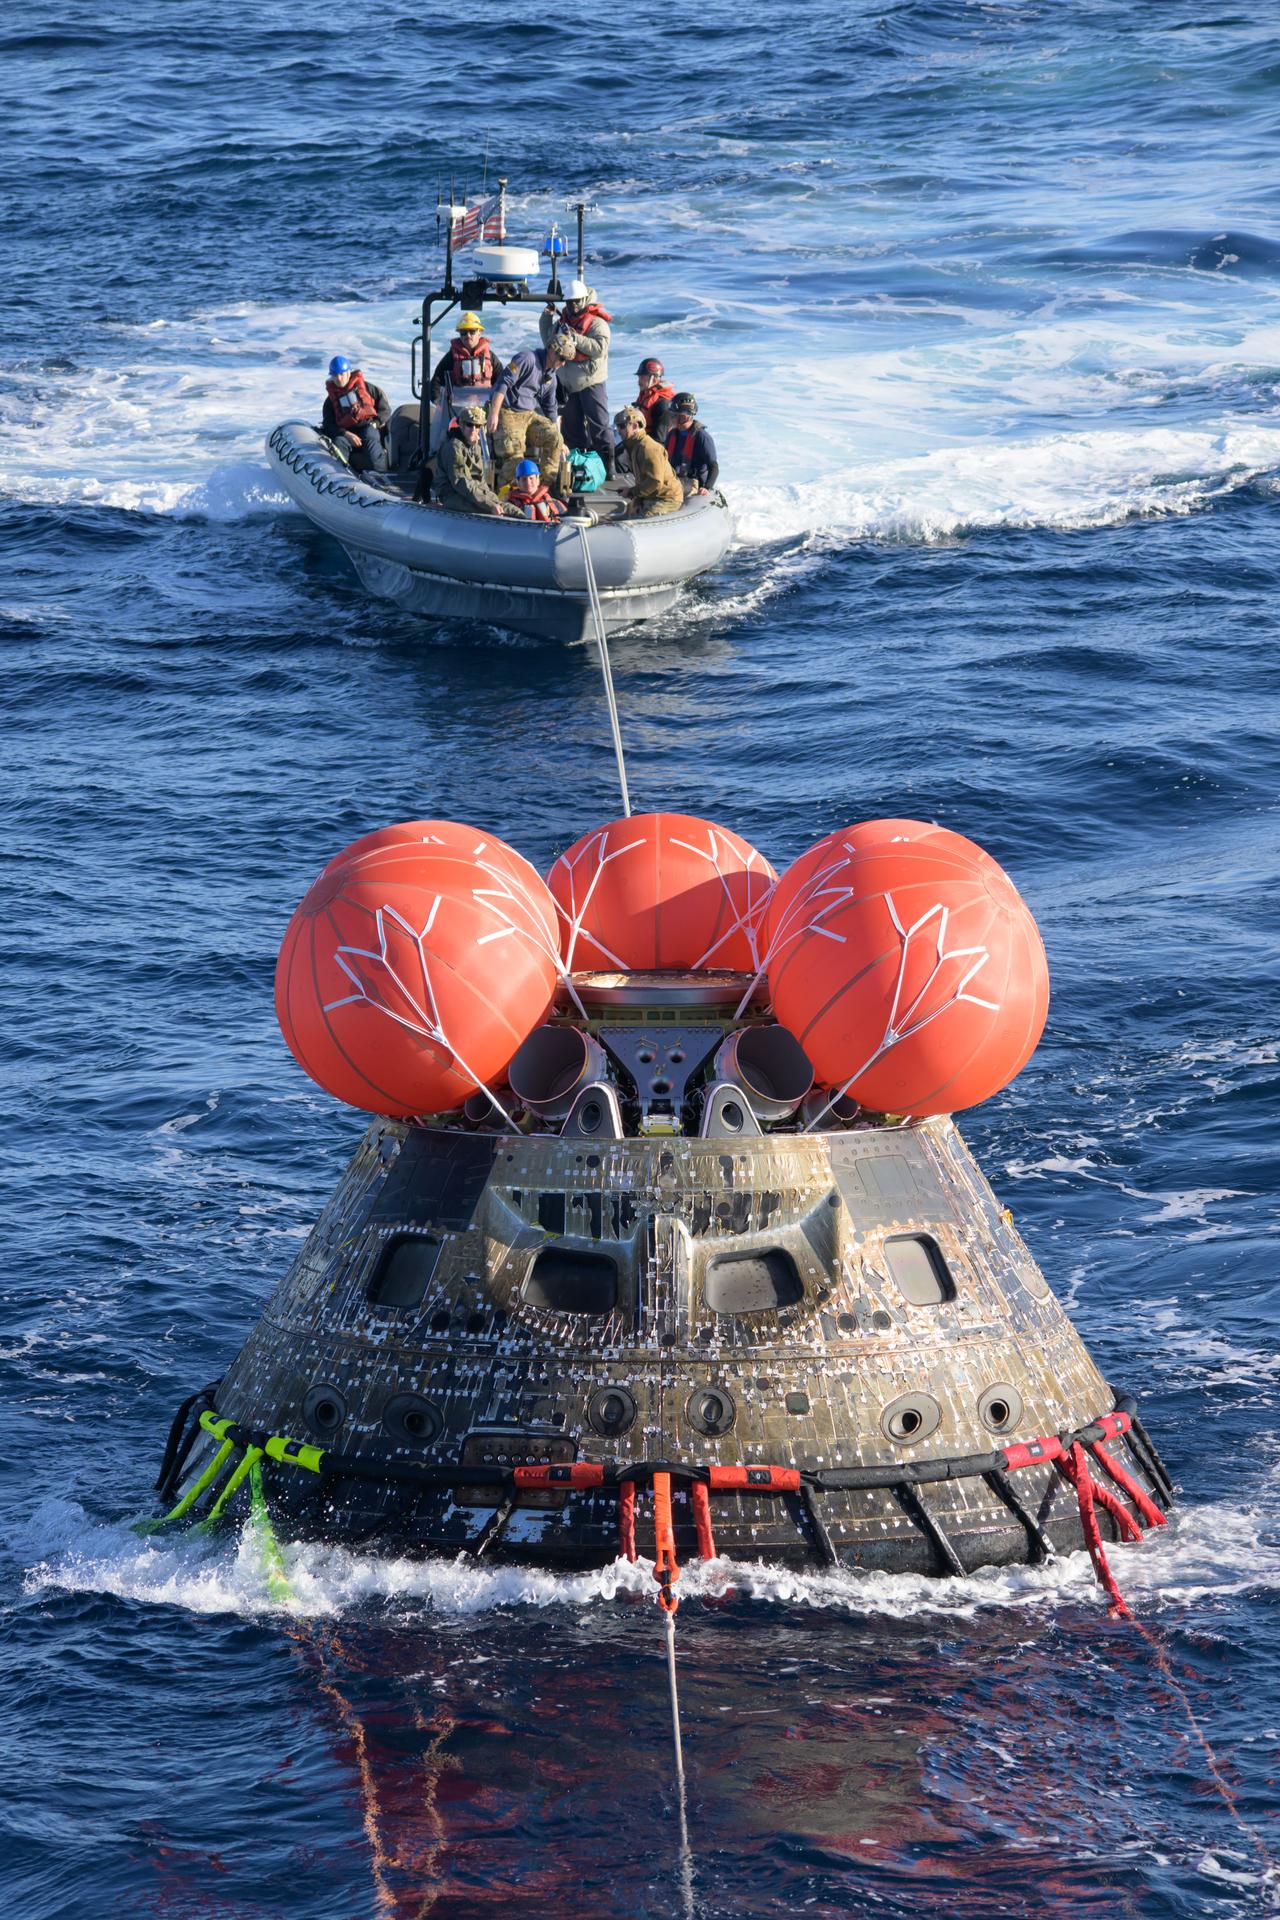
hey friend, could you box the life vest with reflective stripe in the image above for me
[449,335,496,388]
[507,478,561,521]
[325,370,378,428]
[665,426,699,473]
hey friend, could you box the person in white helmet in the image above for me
[540,277,614,477]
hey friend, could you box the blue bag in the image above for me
[568,450,607,493]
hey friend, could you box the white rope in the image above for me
[663,1606,696,1920]
[577,522,632,817]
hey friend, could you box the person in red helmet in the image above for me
[634,357,676,442]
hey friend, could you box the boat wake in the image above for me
[5,291,1280,553]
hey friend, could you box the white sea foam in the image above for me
[19,1489,1279,1626]
[5,287,1280,547]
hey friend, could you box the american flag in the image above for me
[451,193,505,250]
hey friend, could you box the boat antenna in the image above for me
[577,527,631,815]
[481,129,492,193]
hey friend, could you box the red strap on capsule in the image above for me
[1061,1440,1131,1617]
[1090,1439,1166,1529]
[1002,1436,1065,1472]
[706,1465,801,1492]
[1084,1466,1143,1543]
[513,1463,606,1490]
[691,1481,717,1560]
[652,1471,680,1613]
[618,1480,637,1562]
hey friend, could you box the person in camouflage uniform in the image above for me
[434,406,523,517]
[613,406,684,518]
[488,334,573,490]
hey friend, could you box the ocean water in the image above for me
[2,3,1279,1915]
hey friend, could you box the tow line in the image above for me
[652,1470,696,1920]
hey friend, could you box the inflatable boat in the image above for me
[266,189,734,642]
[266,418,734,644]
[148,811,1174,1585]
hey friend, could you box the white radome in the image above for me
[469,244,542,283]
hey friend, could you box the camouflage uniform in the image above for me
[434,427,522,516]
[624,432,683,517]
[494,411,566,491]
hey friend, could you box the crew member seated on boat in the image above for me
[507,458,567,522]
[322,355,390,473]
[635,358,676,442]
[427,312,503,406]
[665,393,719,496]
[614,406,684,518]
[434,405,523,517]
[541,279,614,478]
[488,334,572,491]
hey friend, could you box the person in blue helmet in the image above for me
[506,456,566,521]
[321,355,391,473]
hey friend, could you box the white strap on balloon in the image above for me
[553,823,774,977]
[347,830,588,1021]
[677,825,775,972]
[802,894,997,1130]
[552,826,649,973]
[733,852,861,1019]
[468,852,590,1020]
[323,889,560,1131]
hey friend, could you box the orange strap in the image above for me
[618,1480,638,1562]
[652,1471,680,1612]
[691,1481,716,1561]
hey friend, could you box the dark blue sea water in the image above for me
[3,4,1279,1915]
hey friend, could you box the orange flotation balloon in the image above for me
[764,818,1005,961]
[768,837,1048,1116]
[322,819,560,946]
[276,852,557,1117]
[547,812,776,971]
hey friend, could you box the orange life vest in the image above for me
[326,370,378,428]
[666,426,699,471]
[638,382,675,429]
[560,302,612,360]
[507,478,561,522]
[449,335,496,388]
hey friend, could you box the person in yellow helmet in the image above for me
[428,311,504,404]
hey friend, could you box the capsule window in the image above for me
[368,1235,443,1309]
[883,1234,955,1306]
[704,1249,804,1316]
[522,1247,617,1315]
